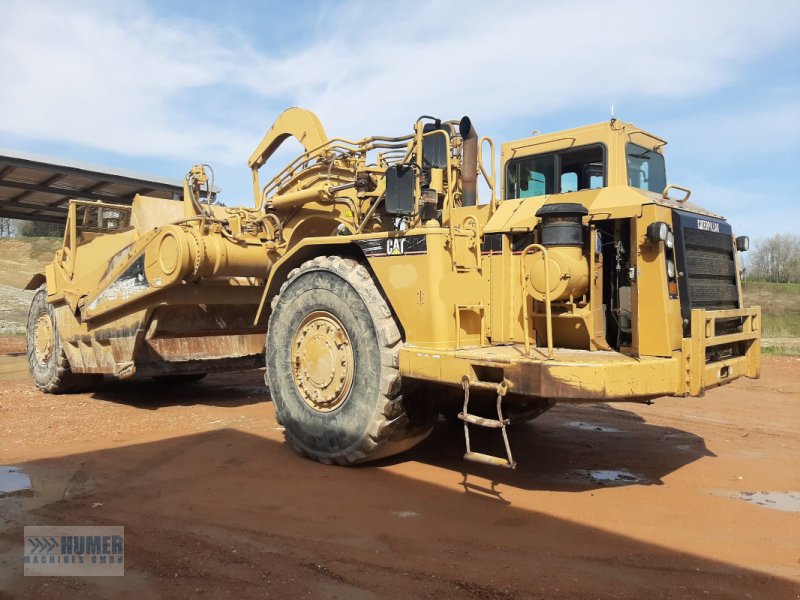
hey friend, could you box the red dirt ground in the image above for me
[0,349,798,599]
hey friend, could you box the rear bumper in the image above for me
[399,306,761,401]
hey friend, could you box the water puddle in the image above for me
[390,511,419,518]
[735,491,800,513]
[573,469,646,485]
[0,465,32,496]
[565,421,620,433]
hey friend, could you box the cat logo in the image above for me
[387,238,407,255]
[697,218,720,233]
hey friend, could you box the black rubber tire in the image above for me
[152,373,208,384]
[266,256,435,465]
[26,286,100,394]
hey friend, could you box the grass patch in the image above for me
[0,330,25,337]
[742,281,800,313]
[761,311,800,338]
[762,343,800,357]
[742,281,799,355]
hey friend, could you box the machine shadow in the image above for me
[89,371,710,494]
[88,369,269,409]
[1,429,795,599]
[384,401,715,494]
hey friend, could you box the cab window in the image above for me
[506,144,605,199]
[626,143,667,193]
[510,154,555,198]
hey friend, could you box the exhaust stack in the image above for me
[459,116,478,207]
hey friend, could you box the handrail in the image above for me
[661,184,692,203]
[259,132,415,195]
[478,136,496,212]
[261,140,362,201]
[520,244,553,359]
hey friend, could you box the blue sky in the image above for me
[1,0,798,240]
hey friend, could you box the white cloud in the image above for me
[1,0,799,166]
[0,0,259,162]
[257,0,800,137]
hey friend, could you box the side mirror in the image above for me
[385,165,416,216]
[736,236,749,252]
[422,124,448,169]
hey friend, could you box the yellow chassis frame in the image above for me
[400,307,761,401]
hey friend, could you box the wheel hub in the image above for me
[291,311,354,412]
[33,313,54,364]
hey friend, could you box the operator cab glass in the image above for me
[510,154,555,198]
[626,143,667,193]
[506,145,605,199]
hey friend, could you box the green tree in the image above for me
[18,220,65,238]
[0,217,13,237]
[747,233,800,283]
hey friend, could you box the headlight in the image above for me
[665,231,674,249]
[647,221,669,243]
[666,259,676,279]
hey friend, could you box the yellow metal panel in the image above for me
[635,204,682,356]
[399,345,683,401]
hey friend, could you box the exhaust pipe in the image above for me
[459,116,478,207]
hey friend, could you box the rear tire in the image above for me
[26,286,100,394]
[266,256,435,465]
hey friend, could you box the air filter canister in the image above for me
[535,203,588,247]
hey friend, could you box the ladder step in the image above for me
[464,451,516,469]
[457,412,508,428]
[468,380,504,391]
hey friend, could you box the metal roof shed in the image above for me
[0,149,183,225]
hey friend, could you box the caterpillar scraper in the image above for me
[26,108,761,467]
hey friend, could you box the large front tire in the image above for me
[26,287,99,394]
[266,256,434,465]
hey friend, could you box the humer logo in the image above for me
[24,526,124,576]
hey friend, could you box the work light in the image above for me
[646,221,669,243]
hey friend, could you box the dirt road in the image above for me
[0,337,798,599]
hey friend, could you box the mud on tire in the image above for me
[27,286,100,394]
[266,256,435,465]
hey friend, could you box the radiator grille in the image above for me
[679,223,741,336]
[682,228,739,310]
